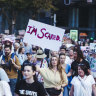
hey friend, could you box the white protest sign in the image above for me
[90,43,96,49]
[18,30,25,36]
[80,46,90,52]
[3,35,16,43]
[66,44,74,48]
[5,30,9,34]
[23,19,65,51]
[90,43,96,52]
[80,46,90,57]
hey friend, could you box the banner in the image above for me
[70,30,78,41]
[23,19,65,51]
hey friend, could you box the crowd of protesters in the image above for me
[0,33,96,96]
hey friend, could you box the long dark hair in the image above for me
[23,63,37,82]
[18,47,24,54]
[74,49,85,62]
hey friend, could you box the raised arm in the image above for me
[67,69,73,77]
[36,65,40,73]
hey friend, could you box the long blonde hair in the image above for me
[49,55,65,83]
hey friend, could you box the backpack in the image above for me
[1,53,16,71]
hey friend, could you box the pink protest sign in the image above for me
[23,19,65,51]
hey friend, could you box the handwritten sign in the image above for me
[23,19,65,51]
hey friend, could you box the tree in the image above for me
[0,0,59,34]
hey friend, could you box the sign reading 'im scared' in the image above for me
[23,19,65,51]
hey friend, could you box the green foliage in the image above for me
[0,0,59,33]
[0,0,59,19]
[0,0,58,11]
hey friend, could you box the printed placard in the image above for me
[70,30,78,41]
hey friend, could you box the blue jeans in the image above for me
[63,86,69,96]
[9,78,17,96]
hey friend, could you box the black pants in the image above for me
[45,88,61,96]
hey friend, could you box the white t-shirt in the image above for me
[0,68,9,82]
[65,56,72,65]
[18,54,27,65]
[71,75,95,96]
[0,81,12,96]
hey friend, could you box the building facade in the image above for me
[56,0,96,40]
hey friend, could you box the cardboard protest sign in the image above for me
[70,30,78,41]
[23,19,65,51]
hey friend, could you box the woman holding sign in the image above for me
[36,55,68,96]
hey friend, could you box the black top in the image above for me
[71,59,90,77]
[15,79,47,96]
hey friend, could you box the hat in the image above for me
[36,49,47,58]
[3,38,13,44]
[26,52,37,58]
